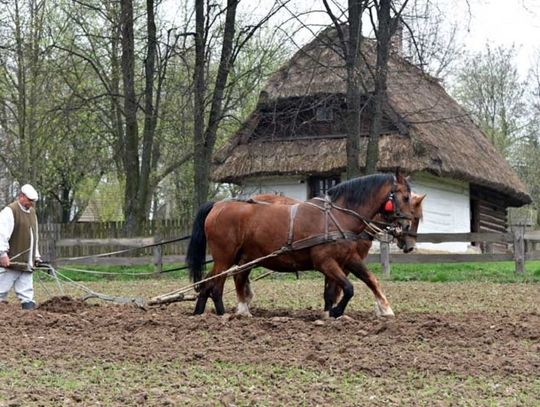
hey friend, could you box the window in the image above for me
[308,176,340,198]
[315,106,333,122]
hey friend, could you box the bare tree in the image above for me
[322,0,368,178]
[512,52,540,211]
[400,0,464,83]
[364,0,408,173]
[452,45,526,158]
[192,0,287,209]
[321,0,408,175]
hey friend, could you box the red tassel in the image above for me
[384,199,394,212]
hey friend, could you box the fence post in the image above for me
[512,225,525,274]
[48,238,57,267]
[153,242,163,274]
[380,233,391,278]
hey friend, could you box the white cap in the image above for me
[21,184,38,201]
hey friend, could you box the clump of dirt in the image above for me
[38,295,94,313]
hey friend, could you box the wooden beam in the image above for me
[56,237,156,248]
[416,232,512,243]
[366,253,514,264]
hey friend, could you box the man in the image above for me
[0,184,42,310]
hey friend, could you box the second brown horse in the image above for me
[247,192,425,317]
[187,173,414,318]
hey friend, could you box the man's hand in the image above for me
[0,254,10,268]
[35,259,50,268]
[35,259,54,275]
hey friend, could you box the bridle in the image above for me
[380,181,414,223]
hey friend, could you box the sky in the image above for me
[283,0,540,77]
[445,0,540,76]
[161,0,540,77]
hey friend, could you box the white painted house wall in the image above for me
[240,172,472,253]
[410,173,471,253]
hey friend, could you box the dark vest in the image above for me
[7,201,38,272]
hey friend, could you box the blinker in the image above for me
[384,199,394,213]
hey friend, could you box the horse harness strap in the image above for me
[287,204,300,246]
[284,199,361,253]
[310,197,387,237]
[288,231,360,251]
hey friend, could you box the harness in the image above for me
[238,177,411,252]
[286,194,399,251]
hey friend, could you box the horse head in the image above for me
[396,192,425,253]
[326,171,415,234]
[377,171,417,248]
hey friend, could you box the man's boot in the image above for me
[21,301,35,310]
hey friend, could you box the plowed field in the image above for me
[0,279,538,406]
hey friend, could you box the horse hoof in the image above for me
[374,302,395,317]
[236,303,252,317]
[337,315,354,322]
[320,311,331,320]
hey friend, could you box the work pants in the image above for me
[0,268,34,304]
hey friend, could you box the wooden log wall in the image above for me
[470,185,509,253]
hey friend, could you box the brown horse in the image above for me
[241,192,425,317]
[187,172,414,318]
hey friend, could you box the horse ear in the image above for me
[394,167,408,183]
[394,167,401,181]
[415,193,426,204]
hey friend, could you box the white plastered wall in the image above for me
[410,173,471,253]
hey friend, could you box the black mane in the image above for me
[327,173,402,208]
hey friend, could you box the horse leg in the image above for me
[318,260,354,318]
[194,282,210,315]
[323,276,343,315]
[347,261,394,317]
[209,274,227,315]
[233,269,253,316]
[194,262,230,315]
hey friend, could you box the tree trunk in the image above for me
[193,0,208,210]
[14,0,28,178]
[345,0,365,179]
[324,0,367,179]
[137,0,157,220]
[109,1,125,177]
[193,0,239,210]
[120,0,140,235]
[365,0,402,174]
[192,0,206,211]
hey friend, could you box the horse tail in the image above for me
[186,201,215,284]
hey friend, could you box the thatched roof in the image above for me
[213,27,531,207]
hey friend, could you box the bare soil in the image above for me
[0,282,539,406]
[2,297,539,376]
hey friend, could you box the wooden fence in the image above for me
[370,226,537,276]
[41,224,540,275]
[40,219,192,261]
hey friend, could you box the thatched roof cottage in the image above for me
[212,27,531,252]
